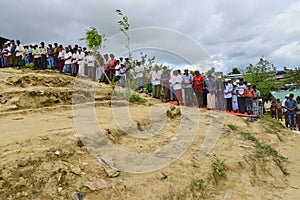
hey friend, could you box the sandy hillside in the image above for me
[0,68,300,200]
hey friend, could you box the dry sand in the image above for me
[0,68,299,199]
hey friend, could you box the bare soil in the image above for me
[0,68,299,200]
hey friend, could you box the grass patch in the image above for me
[239,132,289,175]
[190,179,206,198]
[212,159,227,185]
[228,124,238,131]
[260,115,285,135]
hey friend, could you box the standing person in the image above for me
[0,44,5,67]
[53,43,59,69]
[296,96,300,131]
[120,63,127,88]
[169,69,175,101]
[32,44,41,70]
[282,95,290,128]
[170,69,183,105]
[76,47,86,77]
[47,44,54,69]
[9,40,17,67]
[276,99,283,121]
[15,40,24,69]
[193,70,204,108]
[244,83,255,114]
[109,54,117,81]
[86,51,95,79]
[113,59,121,83]
[271,101,277,119]
[205,75,217,110]
[182,68,194,106]
[224,79,233,112]
[232,82,239,112]
[161,66,171,102]
[135,61,145,91]
[58,45,65,73]
[1,44,9,67]
[40,42,47,70]
[202,75,208,108]
[285,94,297,130]
[151,65,162,99]
[102,54,110,83]
[71,48,78,76]
[62,47,72,74]
[23,45,30,65]
[145,68,152,95]
[237,79,246,114]
[95,53,104,81]
[252,85,261,115]
[216,76,225,110]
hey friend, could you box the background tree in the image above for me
[228,67,241,75]
[80,27,105,53]
[243,56,283,100]
[115,9,131,60]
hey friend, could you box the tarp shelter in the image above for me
[0,36,10,47]
[271,90,300,101]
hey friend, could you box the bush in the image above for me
[25,62,35,70]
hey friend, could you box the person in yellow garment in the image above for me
[31,44,41,70]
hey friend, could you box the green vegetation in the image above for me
[129,92,144,103]
[242,57,284,100]
[79,27,105,52]
[212,159,227,185]
[115,9,131,59]
[190,179,206,198]
[25,62,35,70]
[239,132,289,175]
[259,115,285,141]
[228,124,238,131]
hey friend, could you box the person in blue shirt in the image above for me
[285,93,297,130]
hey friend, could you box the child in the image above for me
[276,99,283,121]
[270,101,277,119]
[296,96,300,131]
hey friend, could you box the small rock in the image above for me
[59,78,66,83]
[1,98,7,104]
[57,187,63,193]
[55,150,60,156]
[70,165,82,175]
[72,192,85,200]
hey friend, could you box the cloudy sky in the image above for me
[1,0,300,72]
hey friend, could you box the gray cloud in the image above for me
[1,0,300,72]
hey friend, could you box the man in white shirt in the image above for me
[40,42,48,70]
[224,79,233,112]
[62,47,72,74]
[170,69,183,105]
[182,68,194,106]
[151,65,162,99]
[76,47,85,77]
[236,79,246,114]
[135,61,144,91]
[282,95,289,127]
[15,40,24,68]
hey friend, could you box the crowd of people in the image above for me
[271,94,300,131]
[1,39,300,130]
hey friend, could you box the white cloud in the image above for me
[1,0,299,72]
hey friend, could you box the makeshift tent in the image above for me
[0,36,10,47]
[271,89,300,101]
